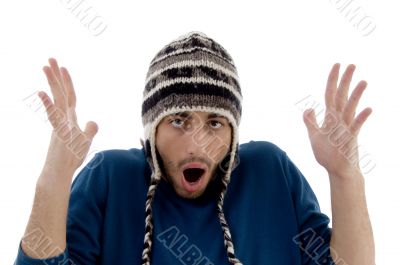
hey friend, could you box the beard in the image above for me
[155,149,225,199]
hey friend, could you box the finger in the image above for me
[43,66,65,107]
[48,58,64,88]
[60,67,77,108]
[83,121,99,140]
[37,91,54,116]
[303,108,319,137]
[48,58,67,101]
[65,106,78,124]
[342,80,367,125]
[325,63,340,111]
[350,107,372,135]
[37,91,64,128]
[335,64,356,112]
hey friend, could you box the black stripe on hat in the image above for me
[141,82,241,117]
[150,46,235,68]
[145,65,241,94]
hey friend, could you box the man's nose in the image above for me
[183,122,212,155]
[185,140,201,156]
[183,125,203,155]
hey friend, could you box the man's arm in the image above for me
[20,58,98,259]
[329,171,374,264]
[303,63,375,264]
[21,164,74,258]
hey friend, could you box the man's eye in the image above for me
[209,120,222,129]
[169,118,185,127]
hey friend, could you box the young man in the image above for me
[15,32,375,265]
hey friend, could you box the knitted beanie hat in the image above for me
[141,31,243,265]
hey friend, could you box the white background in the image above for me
[1,0,399,264]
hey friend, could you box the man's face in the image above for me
[155,111,232,199]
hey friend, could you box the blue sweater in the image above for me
[15,141,334,264]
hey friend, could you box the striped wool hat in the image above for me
[140,31,243,265]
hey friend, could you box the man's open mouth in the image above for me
[183,168,205,183]
[180,162,208,193]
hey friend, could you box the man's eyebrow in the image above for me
[208,113,226,119]
[170,112,226,120]
[172,112,190,118]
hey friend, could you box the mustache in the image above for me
[177,156,212,170]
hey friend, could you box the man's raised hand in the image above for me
[303,63,372,179]
[38,58,98,176]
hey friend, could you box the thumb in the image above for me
[303,108,318,137]
[84,121,99,140]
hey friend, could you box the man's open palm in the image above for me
[38,58,98,175]
[303,63,372,178]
